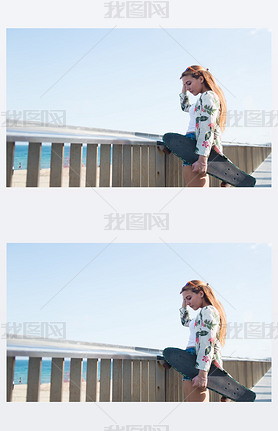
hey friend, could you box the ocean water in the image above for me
[13,144,102,170]
[13,358,104,385]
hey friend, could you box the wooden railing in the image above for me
[7,338,271,402]
[6,122,271,187]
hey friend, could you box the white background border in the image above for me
[1,1,277,430]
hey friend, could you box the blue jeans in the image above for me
[182,347,196,381]
[182,132,196,166]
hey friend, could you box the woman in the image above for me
[180,280,229,402]
[179,65,228,187]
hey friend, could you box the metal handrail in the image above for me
[6,121,163,145]
[7,336,162,360]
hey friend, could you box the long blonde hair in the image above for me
[180,280,227,346]
[180,65,227,132]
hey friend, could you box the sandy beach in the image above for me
[11,381,103,402]
[10,166,112,187]
[11,167,93,187]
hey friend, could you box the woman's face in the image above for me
[182,75,205,96]
[182,289,204,310]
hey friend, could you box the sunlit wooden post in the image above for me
[86,358,98,402]
[69,358,83,401]
[50,357,64,401]
[27,357,42,401]
[7,356,15,402]
[69,144,82,187]
[6,141,15,187]
[26,142,42,187]
[50,143,64,187]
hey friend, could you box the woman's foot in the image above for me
[163,146,172,155]
[162,360,171,369]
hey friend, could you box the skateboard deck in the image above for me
[160,133,256,187]
[162,347,256,402]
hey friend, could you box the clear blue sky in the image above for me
[7,243,271,359]
[6,28,271,145]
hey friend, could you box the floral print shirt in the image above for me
[180,305,223,372]
[179,91,223,157]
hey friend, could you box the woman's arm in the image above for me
[195,91,220,158]
[195,306,220,373]
[179,303,191,327]
[179,90,192,112]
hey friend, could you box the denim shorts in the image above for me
[182,132,196,166]
[182,347,196,381]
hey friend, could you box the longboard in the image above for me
[162,347,256,402]
[160,133,256,187]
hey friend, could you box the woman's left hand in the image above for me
[192,373,208,388]
[192,156,208,175]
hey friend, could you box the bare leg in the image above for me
[221,396,232,402]
[183,380,209,402]
[183,165,209,188]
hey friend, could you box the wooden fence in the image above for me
[6,124,271,187]
[7,346,271,402]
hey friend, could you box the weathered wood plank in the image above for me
[245,360,254,388]
[86,144,98,187]
[112,359,122,402]
[69,358,82,402]
[69,144,82,187]
[122,145,131,187]
[251,361,261,387]
[244,146,253,174]
[141,361,149,401]
[132,360,141,402]
[148,360,156,402]
[86,358,98,402]
[173,155,179,187]
[99,359,111,401]
[7,356,15,402]
[253,147,264,172]
[27,142,42,187]
[156,146,165,187]
[168,367,175,401]
[224,146,239,168]
[122,360,131,402]
[156,361,165,401]
[141,146,149,187]
[112,145,122,187]
[50,357,64,402]
[173,369,179,401]
[177,158,183,187]
[148,146,156,187]
[166,153,175,187]
[6,141,15,187]
[99,144,111,187]
[50,143,64,187]
[210,176,221,187]
[27,357,42,402]
[132,146,141,187]
[236,360,247,387]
